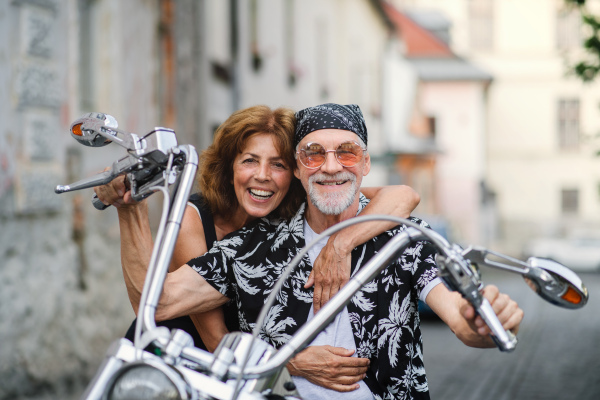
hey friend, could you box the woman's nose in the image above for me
[255,162,270,181]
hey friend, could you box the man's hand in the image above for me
[461,284,524,337]
[304,233,351,313]
[287,345,369,392]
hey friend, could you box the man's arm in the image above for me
[156,265,229,321]
[287,346,370,392]
[426,283,524,348]
[306,185,420,311]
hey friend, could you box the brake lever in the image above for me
[436,249,518,352]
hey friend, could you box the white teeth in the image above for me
[250,189,274,198]
[320,181,346,186]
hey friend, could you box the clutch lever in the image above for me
[461,246,531,275]
[55,153,141,195]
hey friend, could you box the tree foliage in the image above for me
[566,0,600,81]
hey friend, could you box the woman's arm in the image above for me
[94,176,154,311]
[306,185,420,312]
[95,180,230,350]
[171,206,230,352]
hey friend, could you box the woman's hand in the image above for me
[287,345,369,392]
[93,174,136,208]
[305,233,352,313]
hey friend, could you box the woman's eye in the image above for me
[242,158,257,164]
[273,162,287,169]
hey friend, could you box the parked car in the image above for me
[524,234,600,273]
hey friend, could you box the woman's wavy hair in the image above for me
[197,105,304,220]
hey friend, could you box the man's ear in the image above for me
[363,153,371,176]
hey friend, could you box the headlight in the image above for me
[105,360,192,400]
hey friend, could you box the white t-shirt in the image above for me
[291,219,375,400]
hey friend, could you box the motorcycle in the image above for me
[56,113,589,400]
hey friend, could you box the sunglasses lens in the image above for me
[299,142,364,168]
[336,142,363,166]
[301,143,327,168]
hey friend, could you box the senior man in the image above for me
[142,103,522,399]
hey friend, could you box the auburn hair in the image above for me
[197,105,304,220]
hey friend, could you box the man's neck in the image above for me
[304,196,360,234]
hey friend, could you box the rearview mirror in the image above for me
[524,257,588,309]
[70,112,118,147]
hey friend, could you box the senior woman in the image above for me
[95,105,420,391]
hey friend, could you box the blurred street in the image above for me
[422,270,600,400]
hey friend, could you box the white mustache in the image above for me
[308,171,356,186]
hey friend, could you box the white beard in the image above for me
[307,171,358,215]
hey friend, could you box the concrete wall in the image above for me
[0,0,159,398]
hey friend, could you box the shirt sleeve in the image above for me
[401,217,440,300]
[187,230,248,300]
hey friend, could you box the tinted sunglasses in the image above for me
[297,141,367,169]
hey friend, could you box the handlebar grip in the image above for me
[478,298,518,352]
[92,193,110,210]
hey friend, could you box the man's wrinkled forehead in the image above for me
[294,103,368,148]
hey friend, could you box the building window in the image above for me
[561,188,579,215]
[78,0,99,111]
[284,0,296,87]
[316,18,329,99]
[249,0,262,72]
[469,0,494,51]
[556,7,581,50]
[558,98,580,150]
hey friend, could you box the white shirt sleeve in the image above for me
[420,277,442,303]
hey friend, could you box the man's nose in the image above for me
[320,151,343,174]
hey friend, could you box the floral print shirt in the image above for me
[188,195,439,399]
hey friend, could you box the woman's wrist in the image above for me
[333,230,358,256]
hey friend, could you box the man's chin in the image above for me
[309,194,353,215]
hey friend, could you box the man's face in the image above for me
[294,129,370,215]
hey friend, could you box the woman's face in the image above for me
[232,133,293,219]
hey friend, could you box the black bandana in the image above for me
[294,103,368,147]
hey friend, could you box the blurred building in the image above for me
[382,3,493,245]
[392,0,600,255]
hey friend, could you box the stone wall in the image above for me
[0,1,145,398]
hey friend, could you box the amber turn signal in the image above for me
[72,123,83,136]
[561,286,583,305]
